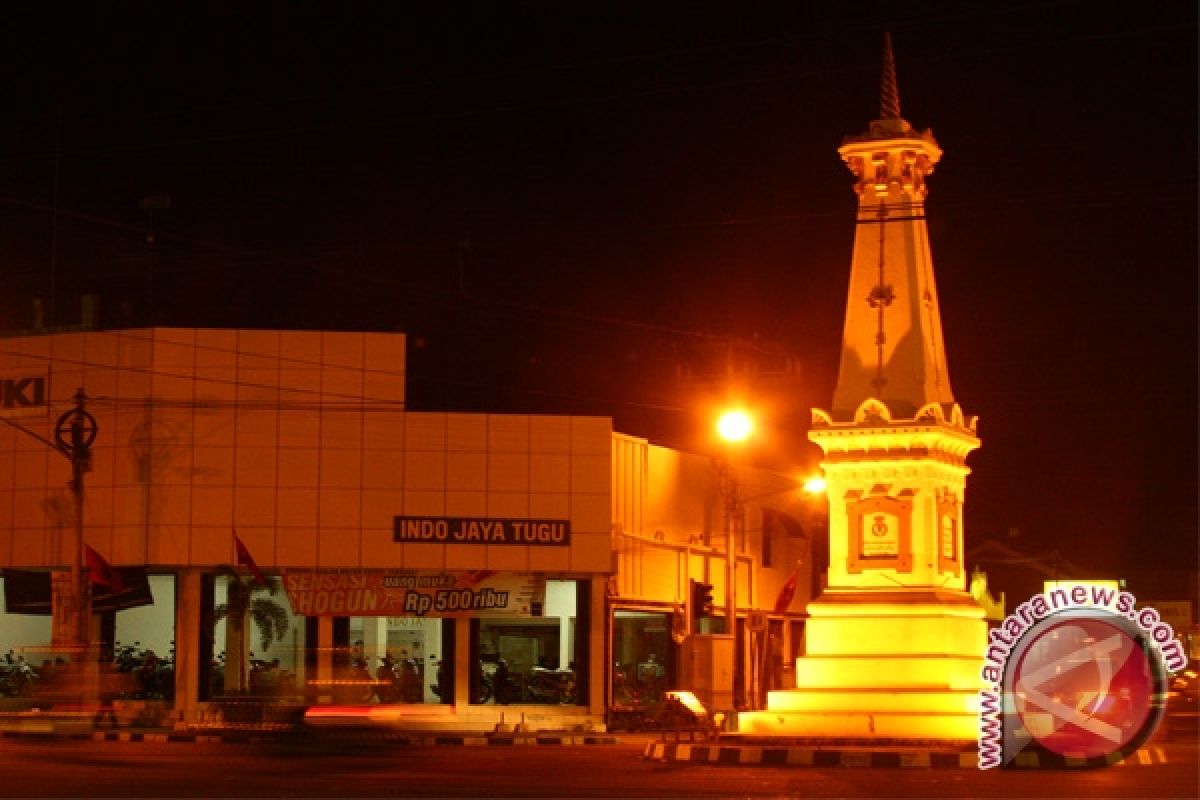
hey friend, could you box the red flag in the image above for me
[773,568,799,614]
[453,570,497,588]
[85,545,124,592]
[234,532,268,587]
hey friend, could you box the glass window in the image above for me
[209,573,302,699]
[1,572,176,706]
[612,610,672,708]
[471,579,579,705]
[344,616,447,704]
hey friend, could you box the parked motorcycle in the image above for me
[0,652,37,697]
[429,657,449,701]
[112,640,175,700]
[490,658,520,705]
[374,654,422,703]
[332,656,371,703]
[471,659,493,704]
[526,666,576,704]
[249,657,296,697]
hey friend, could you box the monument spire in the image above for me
[880,32,900,119]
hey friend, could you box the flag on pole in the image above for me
[773,567,799,614]
[85,545,125,593]
[454,570,497,588]
[234,532,268,587]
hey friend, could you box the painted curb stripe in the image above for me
[762,749,788,765]
[738,747,762,764]
[786,749,814,765]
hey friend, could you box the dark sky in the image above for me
[0,3,1195,593]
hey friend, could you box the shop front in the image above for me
[0,328,614,731]
[1,327,816,732]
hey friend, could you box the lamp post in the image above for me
[715,409,752,706]
[0,387,98,660]
[54,388,97,650]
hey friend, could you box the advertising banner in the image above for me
[281,569,545,618]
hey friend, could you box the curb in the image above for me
[642,742,1175,768]
[643,741,976,768]
[0,727,620,747]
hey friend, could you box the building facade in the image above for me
[0,327,814,730]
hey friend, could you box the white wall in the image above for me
[0,577,52,659]
[0,574,176,662]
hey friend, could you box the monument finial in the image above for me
[880,32,901,120]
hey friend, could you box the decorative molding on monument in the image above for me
[810,399,979,468]
[812,399,977,431]
[839,134,940,199]
[808,589,983,611]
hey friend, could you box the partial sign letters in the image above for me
[0,375,48,417]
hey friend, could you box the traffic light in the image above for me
[690,578,715,618]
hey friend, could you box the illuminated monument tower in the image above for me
[740,35,985,740]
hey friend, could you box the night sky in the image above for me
[0,3,1195,597]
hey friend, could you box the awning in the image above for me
[2,568,154,614]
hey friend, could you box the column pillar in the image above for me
[317,616,334,704]
[454,618,471,710]
[173,568,201,726]
[362,617,388,671]
[588,577,605,718]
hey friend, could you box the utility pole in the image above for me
[714,409,753,710]
[720,462,744,709]
[54,388,98,648]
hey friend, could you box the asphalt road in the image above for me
[1,737,1197,798]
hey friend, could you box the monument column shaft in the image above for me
[832,135,954,422]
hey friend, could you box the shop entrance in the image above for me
[611,610,673,709]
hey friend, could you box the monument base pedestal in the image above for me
[737,590,987,741]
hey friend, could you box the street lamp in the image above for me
[0,388,96,649]
[714,408,753,706]
[803,475,827,495]
[715,410,753,444]
[55,388,98,650]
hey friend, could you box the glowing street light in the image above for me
[713,407,754,708]
[803,475,827,494]
[716,409,753,443]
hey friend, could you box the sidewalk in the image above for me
[0,709,622,747]
[2,714,1189,768]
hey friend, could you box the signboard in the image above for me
[940,516,957,559]
[0,374,48,417]
[861,512,900,558]
[394,516,570,546]
[1043,580,1121,596]
[1151,600,1193,631]
[281,569,545,618]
